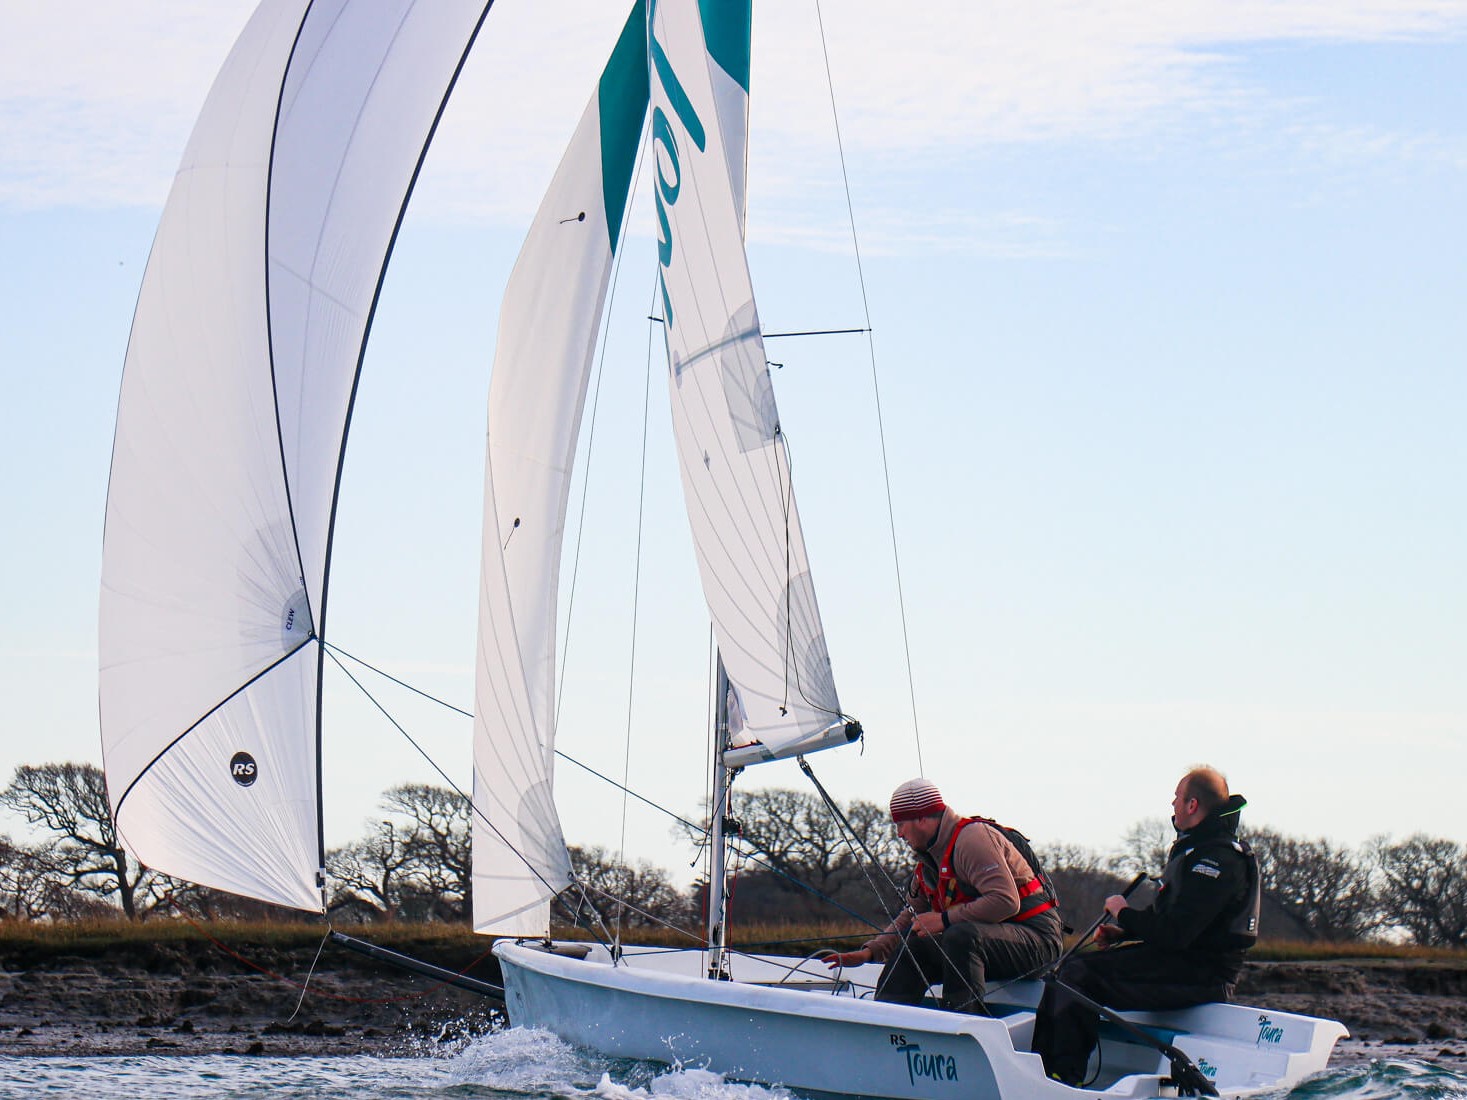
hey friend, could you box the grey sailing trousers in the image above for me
[874,913,1062,1012]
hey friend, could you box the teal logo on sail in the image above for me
[648,0,707,330]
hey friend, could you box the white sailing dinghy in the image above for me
[99,0,1345,1096]
[472,1,1345,1097]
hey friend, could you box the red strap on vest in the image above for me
[1012,897,1056,921]
[914,817,1055,922]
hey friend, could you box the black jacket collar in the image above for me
[1173,793,1247,852]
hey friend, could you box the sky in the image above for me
[1,0,1464,890]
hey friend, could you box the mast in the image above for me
[707,655,733,980]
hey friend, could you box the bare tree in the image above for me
[725,788,906,896]
[0,763,160,919]
[383,784,471,922]
[0,836,66,919]
[327,820,413,920]
[1370,834,1467,947]
[567,845,692,929]
[1036,842,1126,928]
[675,787,910,926]
[1109,818,1174,879]
[1247,828,1380,942]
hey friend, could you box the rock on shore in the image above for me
[0,933,502,1058]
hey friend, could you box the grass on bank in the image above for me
[0,917,1462,965]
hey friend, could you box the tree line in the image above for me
[1,762,1463,949]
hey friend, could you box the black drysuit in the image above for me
[1031,795,1259,1085]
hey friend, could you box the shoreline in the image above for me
[0,937,1461,1070]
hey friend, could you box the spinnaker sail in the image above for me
[99,0,495,911]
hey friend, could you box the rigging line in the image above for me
[614,279,662,948]
[313,647,878,928]
[556,882,619,959]
[702,648,718,929]
[171,903,500,1006]
[776,425,794,716]
[792,760,912,937]
[559,742,879,929]
[321,646,563,901]
[645,321,872,340]
[323,640,472,718]
[284,923,333,1024]
[311,645,702,840]
[577,880,704,945]
[812,0,923,774]
[557,746,699,837]
[318,649,874,935]
[725,945,856,989]
[763,327,870,339]
[798,756,905,905]
[773,428,845,720]
[555,888,615,956]
[555,109,655,730]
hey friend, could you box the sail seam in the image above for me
[113,636,317,820]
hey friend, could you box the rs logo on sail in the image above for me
[647,0,707,330]
[230,751,258,788]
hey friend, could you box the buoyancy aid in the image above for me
[914,816,1058,923]
[1159,835,1261,948]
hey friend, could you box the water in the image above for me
[0,1030,1461,1100]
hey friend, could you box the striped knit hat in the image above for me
[889,778,946,822]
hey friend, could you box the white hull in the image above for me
[495,941,1346,1099]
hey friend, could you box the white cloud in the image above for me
[756,1,1467,152]
[1,0,1464,213]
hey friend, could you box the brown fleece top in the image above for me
[862,807,1036,962]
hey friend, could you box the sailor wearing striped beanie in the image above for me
[888,778,947,822]
[824,777,1063,1014]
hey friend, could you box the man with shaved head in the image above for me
[1032,766,1261,1087]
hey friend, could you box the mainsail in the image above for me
[471,4,651,935]
[649,0,847,763]
[99,0,494,911]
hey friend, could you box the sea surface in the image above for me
[0,1029,1463,1100]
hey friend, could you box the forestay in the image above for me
[649,0,848,762]
[99,0,494,912]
